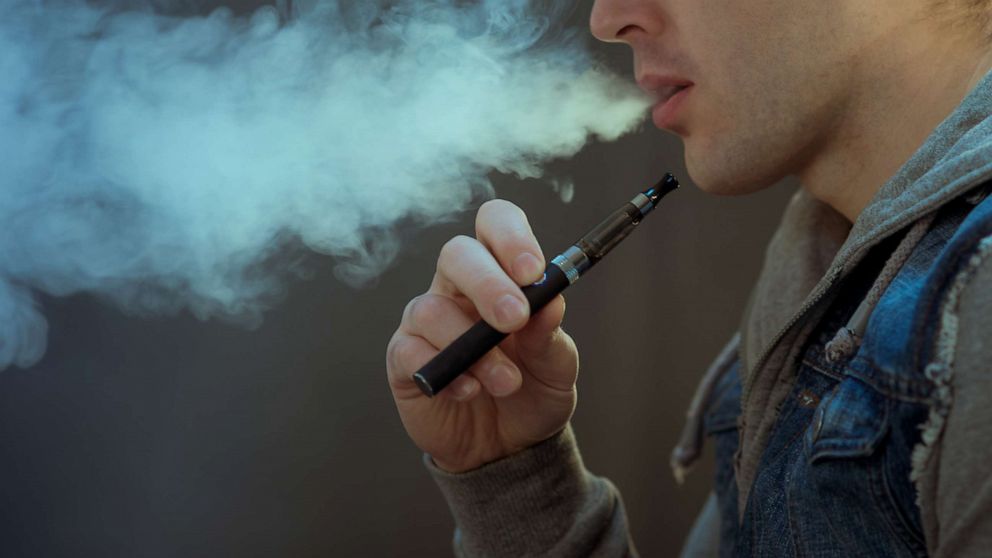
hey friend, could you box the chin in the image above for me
[684,141,782,197]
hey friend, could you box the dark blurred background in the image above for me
[0,1,795,556]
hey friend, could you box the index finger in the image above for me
[475,200,546,286]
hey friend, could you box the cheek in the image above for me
[679,47,838,194]
[682,98,805,196]
[670,0,851,195]
[680,86,782,195]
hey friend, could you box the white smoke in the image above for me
[0,0,649,370]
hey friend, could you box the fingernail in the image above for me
[513,253,545,284]
[488,364,519,397]
[453,379,475,401]
[494,294,527,328]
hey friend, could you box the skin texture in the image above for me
[386,0,992,474]
[590,0,992,220]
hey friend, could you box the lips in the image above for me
[637,74,694,131]
[637,74,693,96]
[655,85,688,105]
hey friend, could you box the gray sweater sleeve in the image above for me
[423,423,638,557]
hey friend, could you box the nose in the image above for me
[590,0,662,43]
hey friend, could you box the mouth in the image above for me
[637,75,694,131]
[637,74,693,96]
[654,85,688,104]
[650,85,692,132]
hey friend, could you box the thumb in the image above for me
[513,295,578,390]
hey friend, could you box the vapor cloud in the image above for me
[0,0,648,370]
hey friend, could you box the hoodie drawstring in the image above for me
[825,213,938,363]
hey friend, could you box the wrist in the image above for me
[430,456,475,474]
[428,428,567,474]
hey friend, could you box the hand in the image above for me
[386,199,579,473]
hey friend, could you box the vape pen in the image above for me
[413,174,679,397]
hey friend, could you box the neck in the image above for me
[798,21,992,223]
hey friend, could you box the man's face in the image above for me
[591,0,870,195]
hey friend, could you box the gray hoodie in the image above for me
[423,71,992,558]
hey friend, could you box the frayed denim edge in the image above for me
[911,236,992,499]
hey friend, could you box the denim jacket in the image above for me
[705,190,992,557]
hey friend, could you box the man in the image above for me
[385,0,992,555]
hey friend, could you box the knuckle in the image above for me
[401,294,422,325]
[551,326,574,348]
[438,235,475,266]
[386,335,419,373]
[408,294,449,331]
[385,335,403,371]
[500,226,529,248]
[477,272,514,300]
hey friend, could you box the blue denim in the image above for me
[706,190,992,557]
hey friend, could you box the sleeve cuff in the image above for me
[423,424,599,554]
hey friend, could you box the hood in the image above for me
[736,68,992,512]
